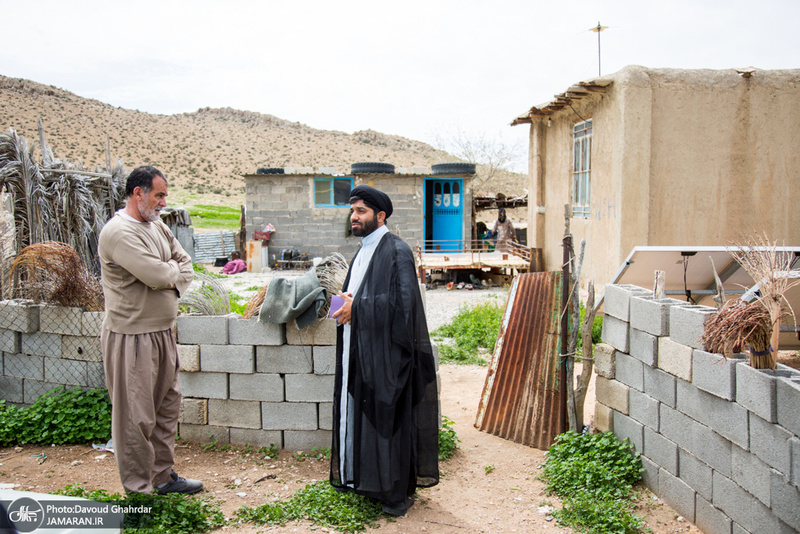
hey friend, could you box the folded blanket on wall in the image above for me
[258,269,326,329]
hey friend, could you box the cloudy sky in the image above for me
[2,0,798,171]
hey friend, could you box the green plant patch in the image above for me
[432,302,503,365]
[54,484,225,534]
[187,204,241,231]
[541,431,644,534]
[0,387,111,446]
[438,416,460,460]
[236,480,382,533]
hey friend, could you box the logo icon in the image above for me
[7,497,44,532]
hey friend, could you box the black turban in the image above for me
[349,185,393,219]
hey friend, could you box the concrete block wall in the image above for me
[597,284,800,533]
[0,301,106,405]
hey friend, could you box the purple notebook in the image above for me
[328,295,344,318]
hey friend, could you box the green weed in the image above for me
[432,302,503,365]
[438,416,460,460]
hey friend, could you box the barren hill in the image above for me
[0,75,525,206]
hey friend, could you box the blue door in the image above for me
[426,178,463,251]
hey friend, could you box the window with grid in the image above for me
[314,177,353,207]
[572,118,592,218]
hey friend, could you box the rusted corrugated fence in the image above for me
[475,271,564,450]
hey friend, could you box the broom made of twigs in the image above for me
[702,299,771,367]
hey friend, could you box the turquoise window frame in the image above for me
[314,177,353,207]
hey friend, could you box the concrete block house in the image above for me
[243,163,476,267]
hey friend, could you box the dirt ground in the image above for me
[0,362,702,534]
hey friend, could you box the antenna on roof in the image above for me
[589,22,609,76]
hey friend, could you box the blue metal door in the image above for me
[426,178,463,251]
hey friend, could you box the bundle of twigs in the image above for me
[9,241,104,311]
[243,284,268,319]
[316,253,349,318]
[702,299,771,366]
[178,272,231,315]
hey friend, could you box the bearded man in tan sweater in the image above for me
[98,166,202,495]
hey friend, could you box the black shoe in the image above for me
[382,496,415,516]
[156,470,203,495]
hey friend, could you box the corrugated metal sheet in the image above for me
[475,271,564,450]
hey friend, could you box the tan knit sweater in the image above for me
[98,212,194,334]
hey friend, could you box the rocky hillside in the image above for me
[0,75,526,205]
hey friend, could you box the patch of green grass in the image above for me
[229,293,247,315]
[235,480,382,533]
[188,204,241,231]
[438,416,460,460]
[54,484,225,533]
[432,302,504,365]
[541,431,644,534]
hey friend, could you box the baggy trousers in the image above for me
[101,327,181,494]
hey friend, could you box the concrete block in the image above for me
[318,402,332,430]
[595,376,629,415]
[61,335,102,362]
[86,362,105,389]
[641,455,659,492]
[629,389,659,430]
[261,402,318,430]
[669,304,717,350]
[208,399,261,429]
[630,297,684,336]
[230,428,283,449]
[313,346,335,375]
[658,338,692,381]
[771,469,800,530]
[285,374,334,403]
[615,352,644,391]
[601,314,629,353]
[286,318,337,346]
[201,344,254,374]
[736,363,794,423]
[731,526,749,534]
[81,311,105,337]
[180,398,208,425]
[776,376,800,437]
[230,373,284,402]
[679,448,713,501]
[176,315,229,345]
[0,329,20,353]
[3,353,44,380]
[179,371,228,399]
[228,316,285,346]
[693,426,733,478]
[23,379,62,404]
[21,331,62,357]
[178,423,229,444]
[256,345,312,374]
[676,378,749,449]
[629,328,658,367]
[178,344,200,372]
[612,411,643,452]
[750,413,792,474]
[692,350,742,401]
[283,430,332,451]
[594,402,613,432]
[0,375,23,403]
[658,468,696,522]
[594,343,616,379]
[39,305,82,335]
[604,284,652,321]
[0,300,39,333]
[45,357,87,385]
[731,444,771,506]
[695,495,733,534]
[659,404,694,450]
[644,365,676,408]
[713,472,791,534]
[791,436,800,488]
[644,426,678,475]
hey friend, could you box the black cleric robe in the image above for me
[330,232,439,504]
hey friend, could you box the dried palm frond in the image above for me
[702,299,772,367]
[242,284,268,319]
[178,272,231,316]
[8,241,104,311]
[0,209,15,300]
[316,253,349,318]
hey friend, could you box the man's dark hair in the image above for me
[125,166,166,197]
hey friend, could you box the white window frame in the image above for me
[572,118,592,218]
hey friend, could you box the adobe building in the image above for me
[512,65,800,291]
[243,163,476,268]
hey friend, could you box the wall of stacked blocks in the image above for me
[597,284,800,534]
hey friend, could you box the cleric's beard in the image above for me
[352,213,378,237]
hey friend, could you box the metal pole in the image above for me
[560,235,571,433]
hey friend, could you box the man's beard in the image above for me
[352,213,378,237]
[138,200,161,222]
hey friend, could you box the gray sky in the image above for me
[2,0,798,171]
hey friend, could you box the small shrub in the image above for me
[432,302,503,365]
[438,416,460,460]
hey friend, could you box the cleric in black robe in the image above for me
[330,185,439,516]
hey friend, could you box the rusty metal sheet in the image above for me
[475,271,564,450]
